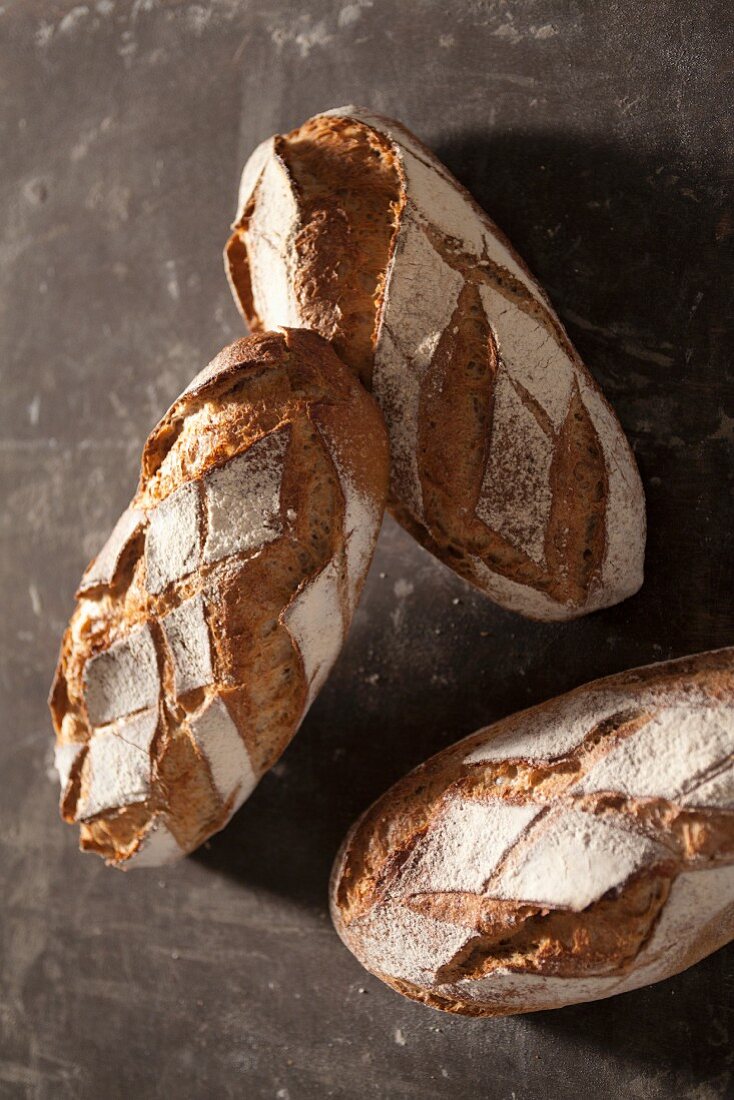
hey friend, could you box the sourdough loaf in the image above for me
[225,107,646,621]
[49,330,389,867]
[330,649,734,1015]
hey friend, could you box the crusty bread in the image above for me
[330,649,734,1016]
[225,107,646,621]
[49,329,389,868]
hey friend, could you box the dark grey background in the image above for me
[1,2,732,1097]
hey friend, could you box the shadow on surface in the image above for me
[526,943,734,1086]
[435,127,733,654]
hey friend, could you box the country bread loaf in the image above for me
[225,106,646,621]
[49,329,389,867]
[330,649,734,1016]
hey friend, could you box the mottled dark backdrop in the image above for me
[1,2,732,1097]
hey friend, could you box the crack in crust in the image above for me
[429,873,672,985]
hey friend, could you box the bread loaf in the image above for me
[330,649,734,1015]
[49,329,389,867]
[225,107,645,621]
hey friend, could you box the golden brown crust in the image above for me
[51,330,389,866]
[225,109,645,621]
[227,119,403,389]
[283,118,403,389]
[330,648,734,1015]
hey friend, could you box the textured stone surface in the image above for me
[0,1,731,1097]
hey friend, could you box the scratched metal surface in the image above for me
[1,2,732,1097]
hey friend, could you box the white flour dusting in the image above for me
[576,704,733,801]
[397,796,540,896]
[373,213,462,513]
[476,368,553,565]
[575,373,646,607]
[190,696,257,811]
[122,815,183,870]
[76,707,158,820]
[681,764,734,809]
[145,481,202,594]
[355,902,473,985]
[235,136,274,215]
[464,687,621,765]
[283,560,344,710]
[315,419,381,615]
[487,807,664,910]
[54,740,84,792]
[479,284,574,429]
[246,154,303,330]
[161,593,214,695]
[83,622,159,725]
[203,428,289,564]
[610,864,734,992]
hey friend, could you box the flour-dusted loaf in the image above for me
[49,330,389,867]
[330,649,734,1016]
[225,107,645,621]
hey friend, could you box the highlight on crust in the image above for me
[330,649,734,1016]
[49,330,389,867]
[225,106,646,622]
